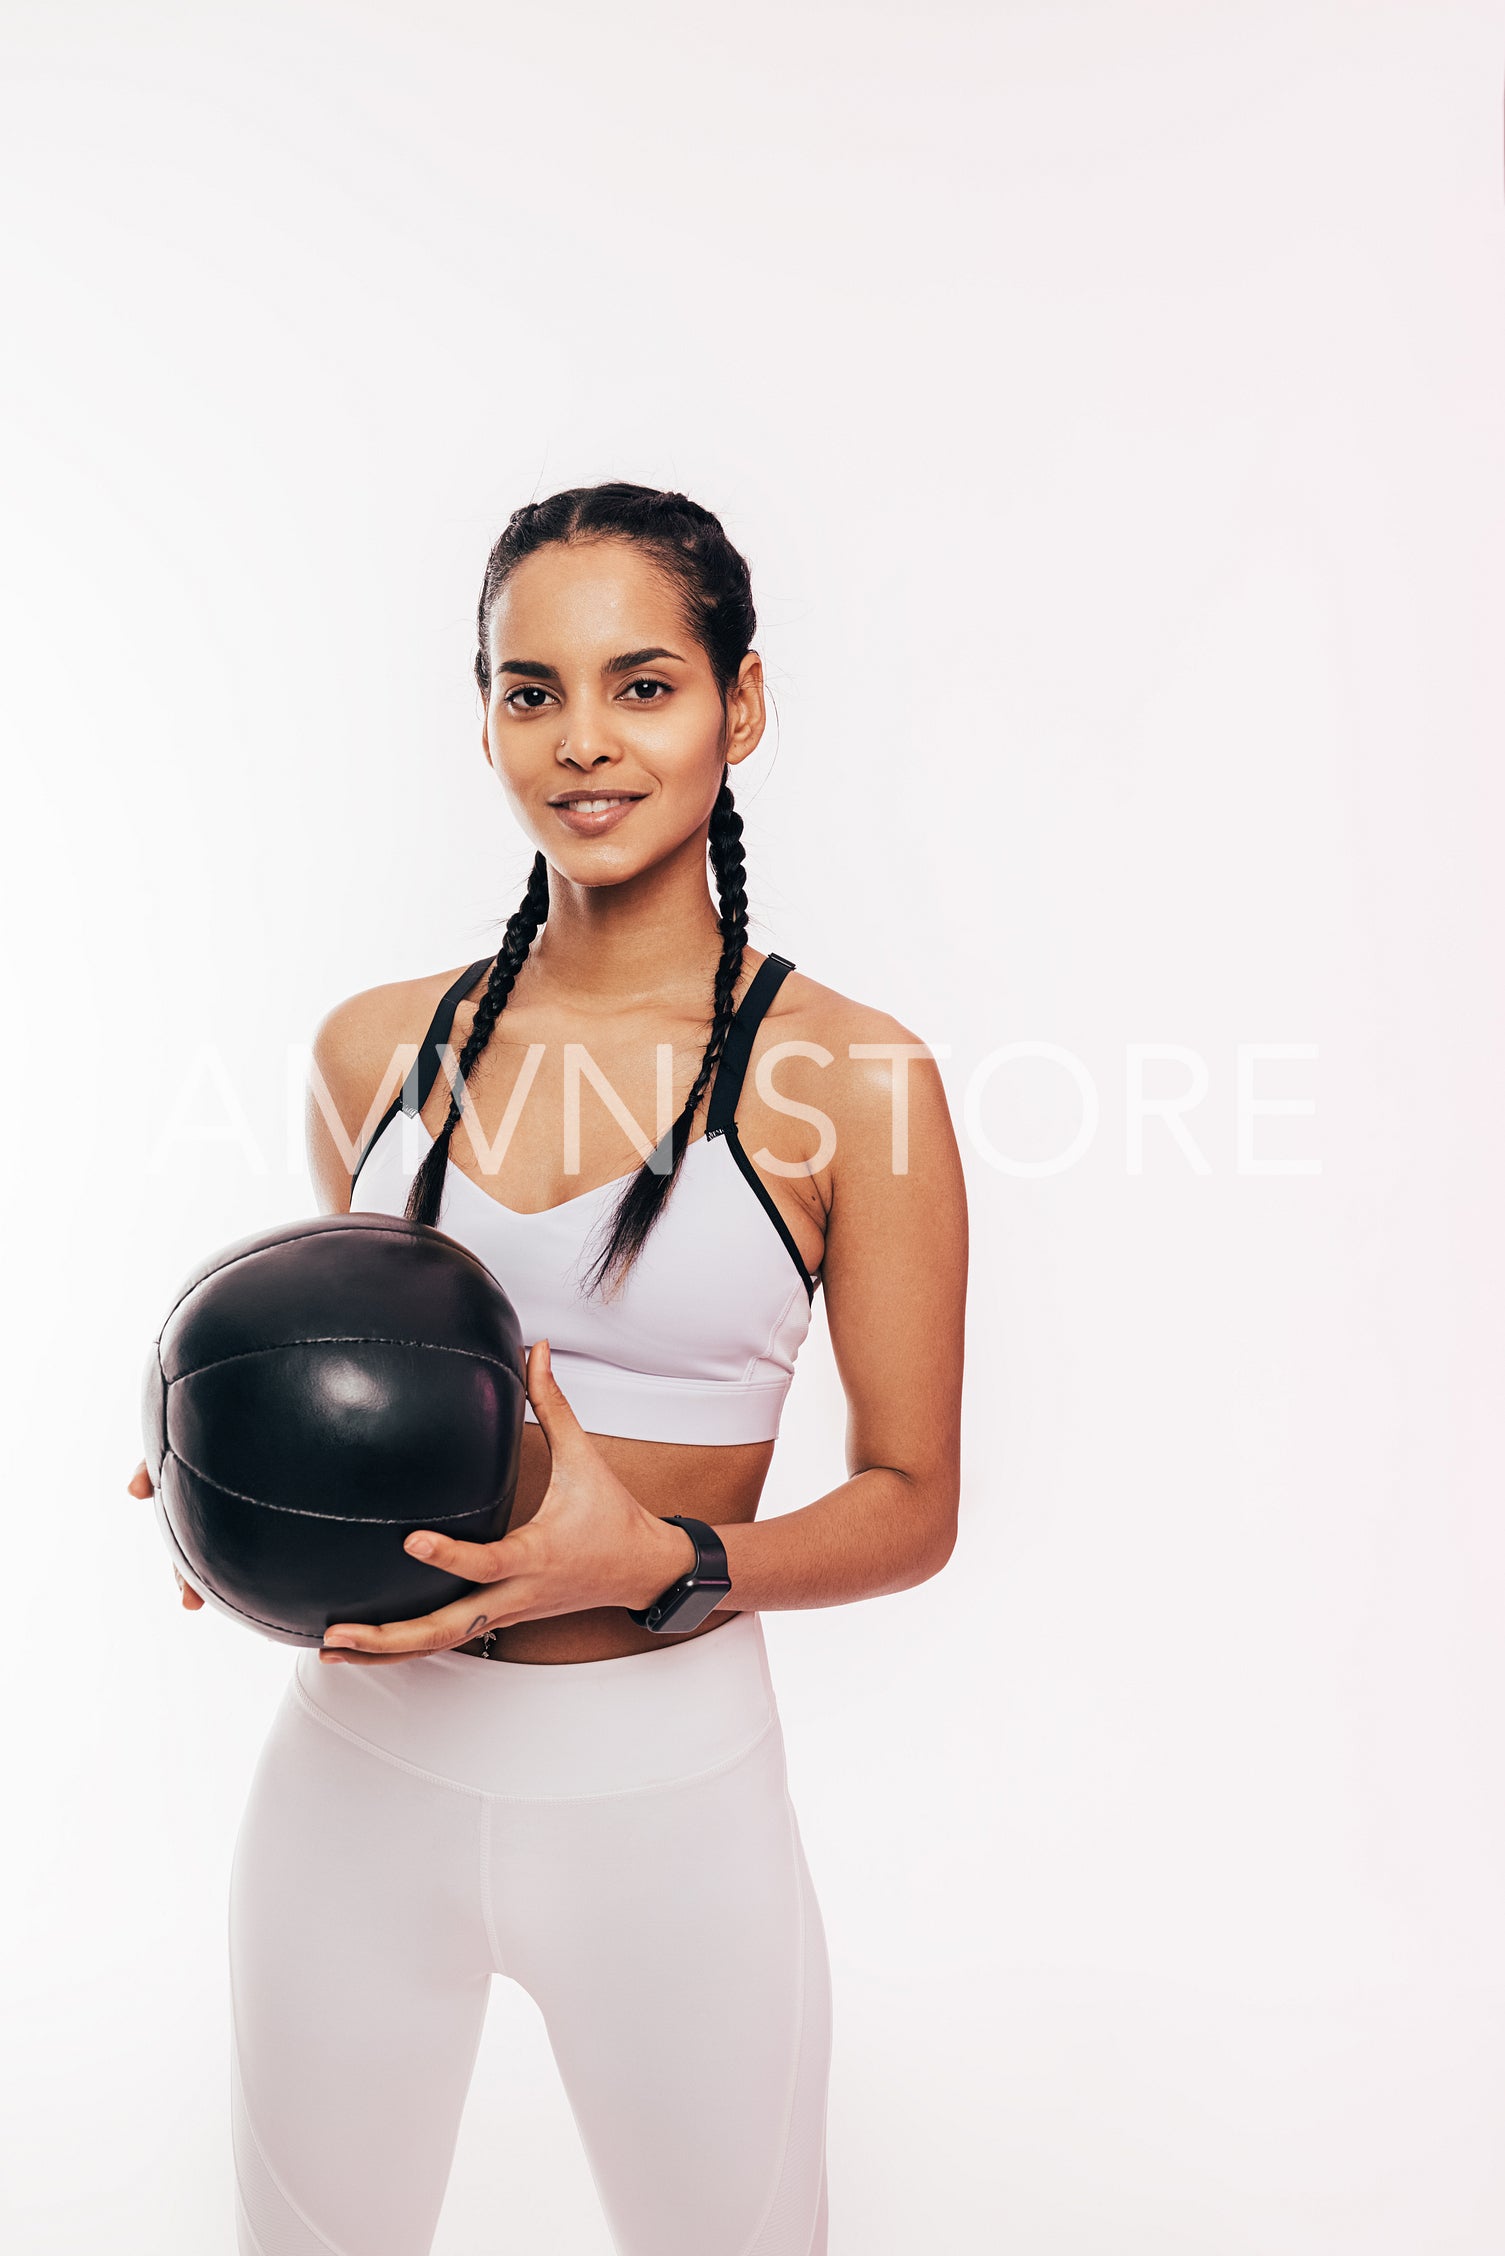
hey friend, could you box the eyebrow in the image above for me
[496,647,687,683]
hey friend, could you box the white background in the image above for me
[3,3,1503,2250]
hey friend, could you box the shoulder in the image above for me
[310,963,480,1115]
[752,957,958,1172]
[763,959,946,1095]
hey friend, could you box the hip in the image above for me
[290,1607,779,1800]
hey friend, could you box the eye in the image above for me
[503,684,554,713]
[621,677,670,702]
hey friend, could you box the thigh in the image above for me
[229,1679,496,2256]
[493,1721,833,2256]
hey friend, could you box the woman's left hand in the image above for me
[318,1340,695,1664]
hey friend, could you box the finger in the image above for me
[524,1339,586,1458]
[321,1584,533,1658]
[318,1648,422,1665]
[128,1462,154,1499]
[400,1525,527,1579]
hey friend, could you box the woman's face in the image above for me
[480,537,764,889]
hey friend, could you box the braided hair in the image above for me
[403,483,758,1295]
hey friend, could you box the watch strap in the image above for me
[627,1515,732,1634]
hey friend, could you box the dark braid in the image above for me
[403,853,550,1228]
[424,481,758,1286]
[581,777,749,1295]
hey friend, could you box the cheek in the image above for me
[487,743,550,838]
[635,690,727,778]
[488,712,554,788]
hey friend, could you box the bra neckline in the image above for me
[402,1109,719,1223]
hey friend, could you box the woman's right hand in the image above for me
[128,1459,204,1609]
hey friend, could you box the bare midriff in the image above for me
[454,1423,777,1664]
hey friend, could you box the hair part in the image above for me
[404,483,758,1291]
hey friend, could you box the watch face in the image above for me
[651,1578,731,1634]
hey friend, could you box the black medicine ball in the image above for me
[141,1212,527,1646]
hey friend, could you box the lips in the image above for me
[547,791,646,839]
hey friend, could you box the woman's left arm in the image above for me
[714,1036,968,1609]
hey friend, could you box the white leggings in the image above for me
[228,1611,832,2256]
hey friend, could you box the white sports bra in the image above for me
[348,953,820,1446]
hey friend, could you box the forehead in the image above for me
[486,538,690,655]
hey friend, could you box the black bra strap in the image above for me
[706,953,795,1134]
[400,956,496,1117]
[349,956,494,1189]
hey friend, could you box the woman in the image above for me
[129,483,968,2255]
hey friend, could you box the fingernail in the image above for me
[323,1633,356,1648]
[405,1536,434,1559]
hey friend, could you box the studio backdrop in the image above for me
[2,4,1502,2252]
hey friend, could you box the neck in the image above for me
[530,822,729,1011]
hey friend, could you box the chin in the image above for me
[547,838,657,888]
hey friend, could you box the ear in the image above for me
[722,650,766,770]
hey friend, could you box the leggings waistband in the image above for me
[290,1611,777,1799]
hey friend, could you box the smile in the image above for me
[548,791,647,837]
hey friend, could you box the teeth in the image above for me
[567,798,628,813]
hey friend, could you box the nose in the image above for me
[555,699,622,772]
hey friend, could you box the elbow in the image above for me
[912,1514,958,1588]
[854,1455,961,1594]
[896,1468,960,1590]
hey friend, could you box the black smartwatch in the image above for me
[627,1515,732,1635]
